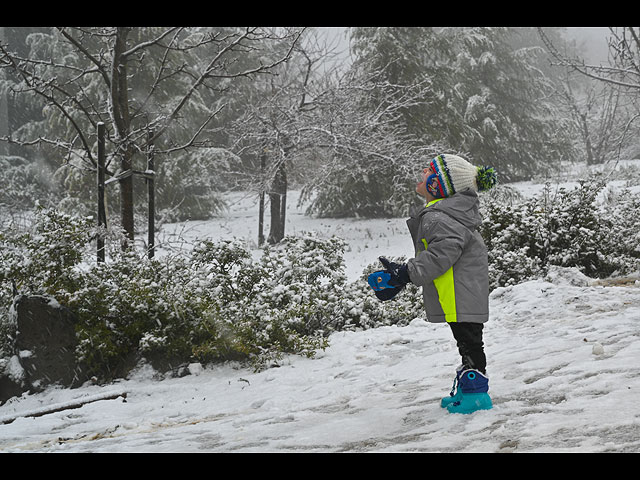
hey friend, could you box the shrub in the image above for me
[317,256,424,333]
[0,206,94,360]
[0,206,93,297]
[0,156,58,211]
[0,213,339,380]
[480,179,640,289]
[63,236,342,378]
[4,180,640,383]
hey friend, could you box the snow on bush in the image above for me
[479,178,640,289]
[2,181,640,383]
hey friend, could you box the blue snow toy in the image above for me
[367,257,410,301]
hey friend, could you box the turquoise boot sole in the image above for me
[446,392,493,414]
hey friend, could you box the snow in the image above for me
[2,187,640,452]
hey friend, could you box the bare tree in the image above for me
[558,70,627,165]
[231,28,343,244]
[231,28,438,242]
[0,27,303,244]
[539,27,640,92]
[299,64,442,218]
[538,27,640,162]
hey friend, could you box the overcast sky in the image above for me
[318,27,612,65]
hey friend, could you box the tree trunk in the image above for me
[120,152,135,245]
[0,28,8,157]
[267,158,287,245]
[258,148,266,246]
[110,27,135,245]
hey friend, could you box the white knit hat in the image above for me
[427,154,497,198]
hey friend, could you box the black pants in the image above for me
[448,322,486,374]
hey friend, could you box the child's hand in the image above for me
[367,270,403,301]
[378,257,411,287]
[366,257,411,302]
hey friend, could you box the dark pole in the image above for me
[147,129,155,259]
[258,146,266,246]
[97,122,106,263]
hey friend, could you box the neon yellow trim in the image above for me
[434,267,457,323]
[426,198,443,208]
[420,235,457,323]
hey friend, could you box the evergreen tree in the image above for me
[347,27,577,184]
[350,27,457,140]
[446,27,576,181]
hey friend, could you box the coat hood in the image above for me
[411,188,482,232]
[406,187,489,324]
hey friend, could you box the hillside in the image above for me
[1,163,640,452]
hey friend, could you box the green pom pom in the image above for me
[476,166,497,192]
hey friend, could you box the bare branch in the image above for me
[537,27,640,91]
[0,43,98,166]
[56,27,112,88]
[148,27,305,146]
[121,27,181,57]
[158,103,226,154]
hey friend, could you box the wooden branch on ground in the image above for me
[0,389,127,425]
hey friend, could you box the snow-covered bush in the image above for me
[602,186,640,259]
[0,156,58,211]
[183,234,343,369]
[0,208,423,381]
[0,207,94,359]
[63,235,341,378]
[325,257,424,332]
[480,179,640,289]
[0,206,93,296]
[0,215,340,380]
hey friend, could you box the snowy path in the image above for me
[2,272,639,452]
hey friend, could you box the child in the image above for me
[368,153,497,414]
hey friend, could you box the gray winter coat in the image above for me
[406,189,489,324]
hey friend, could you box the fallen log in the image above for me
[0,389,127,425]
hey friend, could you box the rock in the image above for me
[1,295,88,404]
[0,356,26,403]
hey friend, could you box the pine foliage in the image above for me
[307,27,578,218]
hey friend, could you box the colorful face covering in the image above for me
[426,172,444,198]
[426,155,455,199]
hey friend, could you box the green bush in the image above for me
[0,206,93,359]
[480,179,640,289]
[0,213,340,380]
[0,206,92,296]
[4,181,640,383]
[0,156,58,211]
[65,235,343,379]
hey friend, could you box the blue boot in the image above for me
[445,369,493,414]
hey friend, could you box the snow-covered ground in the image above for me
[2,170,640,453]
